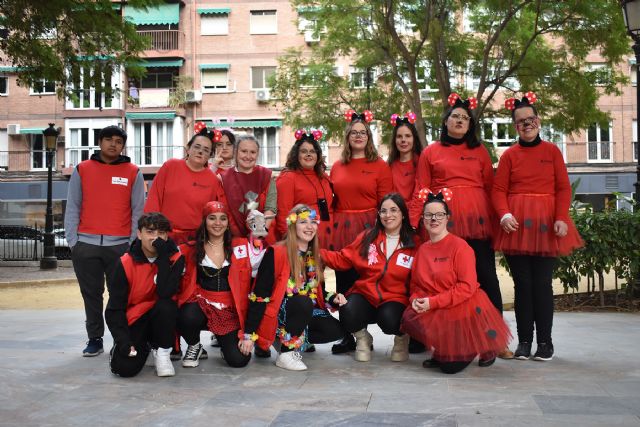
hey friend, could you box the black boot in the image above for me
[408,338,426,354]
[331,334,356,354]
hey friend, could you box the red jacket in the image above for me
[321,230,419,307]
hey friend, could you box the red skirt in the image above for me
[444,186,496,240]
[189,292,240,336]
[330,208,377,251]
[401,289,512,362]
[493,194,583,257]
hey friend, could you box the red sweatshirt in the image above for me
[145,159,226,231]
[321,230,419,307]
[410,142,494,227]
[492,141,571,222]
[330,157,393,211]
[409,233,479,310]
[275,168,333,238]
[390,159,417,203]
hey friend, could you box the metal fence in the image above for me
[137,30,185,51]
[0,224,70,261]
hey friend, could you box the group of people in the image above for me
[64,90,582,378]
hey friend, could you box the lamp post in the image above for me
[40,123,59,270]
[621,0,640,296]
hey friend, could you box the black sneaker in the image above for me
[82,338,104,357]
[478,352,496,367]
[305,344,316,353]
[533,342,554,361]
[422,358,441,369]
[514,342,532,360]
[254,346,272,358]
[331,335,356,354]
[200,348,208,359]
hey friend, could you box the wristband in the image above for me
[243,332,259,342]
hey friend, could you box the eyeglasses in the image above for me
[515,116,538,128]
[450,113,471,122]
[423,212,447,221]
[349,130,368,138]
[299,149,317,155]
[191,144,212,155]
[379,207,401,216]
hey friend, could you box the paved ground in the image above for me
[1,309,639,426]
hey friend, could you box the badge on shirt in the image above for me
[112,176,129,186]
[233,244,248,259]
[396,254,413,269]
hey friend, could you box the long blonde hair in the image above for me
[284,204,324,286]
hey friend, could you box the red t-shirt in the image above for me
[390,159,417,204]
[330,157,393,211]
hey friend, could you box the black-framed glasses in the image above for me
[349,130,368,138]
[423,212,447,221]
[515,116,538,127]
[450,113,471,122]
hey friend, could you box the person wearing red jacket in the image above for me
[388,112,423,205]
[322,193,419,363]
[401,191,511,374]
[177,201,255,368]
[492,93,583,362]
[145,123,226,245]
[330,109,393,354]
[276,130,333,248]
[409,93,510,358]
[106,212,185,378]
[246,204,345,371]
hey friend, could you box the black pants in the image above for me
[177,302,250,368]
[335,268,359,295]
[339,293,405,335]
[72,241,129,339]
[467,239,503,314]
[280,295,343,352]
[110,299,177,378]
[505,255,557,344]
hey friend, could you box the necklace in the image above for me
[207,239,223,248]
[200,265,225,292]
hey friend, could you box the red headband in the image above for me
[194,121,223,143]
[202,201,228,218]
[344,109,374,123]
[417,187,453,203]
[504,91,537,111]
[447,93,478,110]
[294,129,323,142]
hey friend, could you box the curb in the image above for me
[0,278,78,287]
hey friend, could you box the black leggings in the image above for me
[339,293,405,335]
[177,302,250,368]
[467,239,503,314]
[110,298,177,377]
[335,268,359,295]
[505,255,557,344]
[280,295,343,352]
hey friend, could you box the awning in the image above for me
[202,120,283,128]
[19,128,46,134]
[140,59,184,68]
[126,112,176,120]
[297,6,321,13]
[630,58,637,65]
[199,63,230,70]
[197,8,231,15]
[124,3,180,25]
[0,66,18,72]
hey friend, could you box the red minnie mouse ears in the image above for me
[294,129,323,142]
[390,112,417,126]
[194,121,222,143]
[504,91,537,111]
[448,93,478,110]
[344,109,374,123]
[417,187,453,202]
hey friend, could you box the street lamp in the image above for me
[40,123,59,270]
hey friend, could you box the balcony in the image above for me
[138,30,185,58]
[0,150,57,172]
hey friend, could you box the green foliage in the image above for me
[270,0,629,148]
[0,0,163,98]
[168,75,193,109]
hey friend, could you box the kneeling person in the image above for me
[106,212,185,377]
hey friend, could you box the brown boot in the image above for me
[498,347,514,359]
[390,334,410,362]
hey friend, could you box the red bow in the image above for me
[344,109,374,123]
[390,112,417,126]
[194,121,222,143]
[294,129,323,141]
[448,93,478,110]
[505,91,537,111]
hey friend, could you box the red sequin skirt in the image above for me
[401,289,512,362]
[330,208,377,251]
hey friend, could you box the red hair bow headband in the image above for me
[504,91,537,111]
[390,112,417,127]
[294,129,323,142]
[344,109,374,123]
[448,93,478,110]
[194,121,222,143]
[417,187,453,202]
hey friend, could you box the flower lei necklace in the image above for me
[286,250,319,303]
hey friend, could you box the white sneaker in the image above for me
[182,343,203,368]
[145,349,156,367]
[155,347,175,377]
[275,351,307,371]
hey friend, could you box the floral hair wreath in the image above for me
[504,91,537,111]
[286,208,319,226]
[447,93,478,110]
[294,129,324,143]
[344,109,374,123]
[194,121,222,143]
[390,112,417,127]
[417,187,453,203]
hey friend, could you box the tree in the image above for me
[0,0,162,98]
[270,0,629,147]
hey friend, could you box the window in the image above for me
[67,64,120,109]
[633,119,638,162]
[251,66,276,90]
[482,118,515,148]
[586,63,611,86]
[631,61,637,86]
[31,79,56,95]
[127,121,175,166]
[201,69,228,92]
[201,14,229,35]
[250,10,277,34]
[350,67,376,89]
[66,128,101,167]
[466,60,519,91]
[462,7,475,33]
[587,122,612,162]
[140,70,176,89]
[253,128,278,167]
[0,76,7,95]
[540,124,566,162]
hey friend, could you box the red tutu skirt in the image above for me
[401,289,512,362]
[444,186,496,240]
[189,292,240,336]
[493,194,583,257]
[330,208,377,251]
[318,216,334,250]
